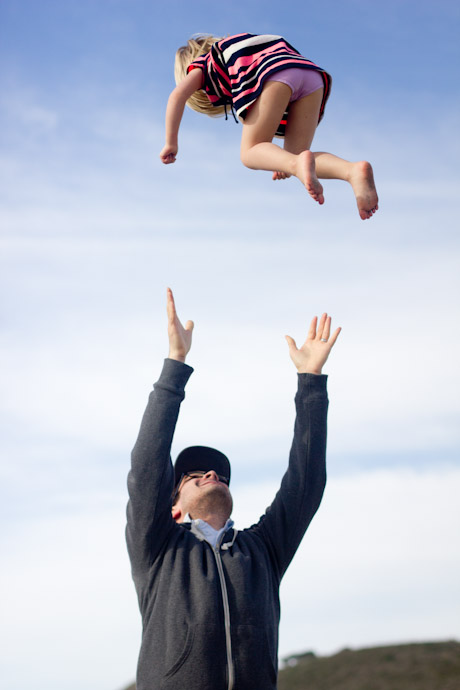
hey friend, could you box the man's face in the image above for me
[172,470,233,522]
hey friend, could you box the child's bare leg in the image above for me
[283,93,378,219]
[240,82,324,203]
[278,89,324,200]
[313,153,379,220]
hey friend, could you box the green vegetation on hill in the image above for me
[121,640,460,690]
[279,640,460,690]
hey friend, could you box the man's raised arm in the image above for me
[126,289,194,577]
[255,313,341,578]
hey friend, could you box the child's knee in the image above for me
[240,147,253,169]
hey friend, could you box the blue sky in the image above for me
[1,1,460,689]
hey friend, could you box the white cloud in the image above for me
[1,235,459,466]
[233,467,460,658]
[0,505,140,690]
[0,89,59,130]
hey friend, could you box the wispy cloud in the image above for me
[234,467,460,657]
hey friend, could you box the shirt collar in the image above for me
[184,514,234,548]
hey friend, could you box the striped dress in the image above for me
[187,33,332,138]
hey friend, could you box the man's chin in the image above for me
[198,483,233,512]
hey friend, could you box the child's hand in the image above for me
[160,144,178,164]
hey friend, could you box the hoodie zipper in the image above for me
[213,537,234,690]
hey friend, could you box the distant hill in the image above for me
[279,641,460,690]
[121,640,460,690]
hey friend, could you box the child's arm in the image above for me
[160,69,204,164]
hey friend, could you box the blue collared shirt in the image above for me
[183,513,234,548]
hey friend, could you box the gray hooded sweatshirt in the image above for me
[126,358,328,690]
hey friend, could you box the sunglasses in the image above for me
[172,470,230,503]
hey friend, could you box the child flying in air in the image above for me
[160,33,378,220]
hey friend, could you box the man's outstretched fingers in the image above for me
[321,315,331,341]
[287,313,341,373]
[166,288,194,361]
[328,326,342,347]
[307,316,317,341]
[166,287,176,321]
[285,335,297,352]
[316,313,328,340]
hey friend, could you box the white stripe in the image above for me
[221,34,283,62]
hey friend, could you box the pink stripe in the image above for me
[235,60,316,100]
[212,61,232,97]
[230,56,315,86]
[227,43,299,75]
[227,40,289,69]
[187,64,205,87]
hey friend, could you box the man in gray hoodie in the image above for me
[126,288,340,690]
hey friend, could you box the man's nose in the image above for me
[205,470,219,482]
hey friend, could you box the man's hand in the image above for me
[167,288,194,362]
[285,313,341,374]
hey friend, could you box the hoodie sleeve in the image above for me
[252,373,328,579]
[126,358,193,577]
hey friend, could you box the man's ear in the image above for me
[172,504,182,522]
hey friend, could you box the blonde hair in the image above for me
[174,35,226,117]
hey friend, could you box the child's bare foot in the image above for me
[272,171,291,180]
[295,150,324,204]
[348,161,379,220]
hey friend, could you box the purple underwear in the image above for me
[265,67,324,102]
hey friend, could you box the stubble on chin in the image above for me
[191,483,233,517]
